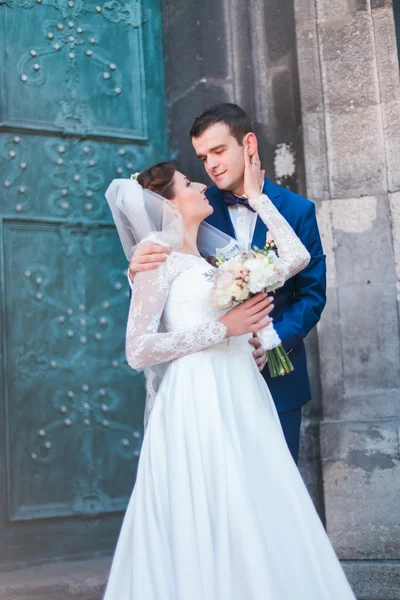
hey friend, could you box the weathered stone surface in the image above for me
[371,3,400,104]
[321,420,400,559]
[318,0,371,21]
[299,418,325,516]
[318,12,380,112]
[246,0,305,194]
[316,294,345,418]
[343,560,400,600]
[302,328,324,514]
[304,328,324,418]
[300,110,330,201]
[339,282,400,394]
[167,82,216,181]
[325,106,386,197]
[294,6,324,118]
[371,2,400,192]
[162,2,203,103]
[163,0,307,195]
[331,195,396,285]
[389,192,400,302]
[311,0,400,199]
[382,99,400,193]
[294,0,331,200]
[0,557,110,600]
[317,200,336,287]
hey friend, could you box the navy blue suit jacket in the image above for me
[205,178,326,412]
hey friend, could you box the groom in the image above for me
[129,103,326,464]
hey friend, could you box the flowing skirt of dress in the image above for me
[103,342,355,600]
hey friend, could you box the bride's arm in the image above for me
[243,147,310,279]
[248,193,311,279]
[126,255,227,371]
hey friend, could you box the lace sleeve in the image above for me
[249,194,311,278]
[125,254,227,371]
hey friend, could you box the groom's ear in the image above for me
[243,132,258,157]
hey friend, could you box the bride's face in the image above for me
[170,171,213,224]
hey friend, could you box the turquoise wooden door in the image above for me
[0,0,166,569]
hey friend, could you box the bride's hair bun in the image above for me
[138,162,176,200]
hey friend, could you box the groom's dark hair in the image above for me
[190,103,253,145]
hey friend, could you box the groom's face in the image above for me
[192,123,246,192]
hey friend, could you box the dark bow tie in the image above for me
[223,191,256,213]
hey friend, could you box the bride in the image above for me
[103,148,355,599]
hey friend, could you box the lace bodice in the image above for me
[125,193,311,426]
[126,253,226,372]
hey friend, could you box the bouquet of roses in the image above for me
[209,239,294,377]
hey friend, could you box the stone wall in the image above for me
[161,0,400,597]
[294,0,400,597]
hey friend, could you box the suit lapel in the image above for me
[251,178,282,249]
[205,187,236,239]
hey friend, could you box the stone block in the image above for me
[0,557,111,600]
[320,420,400,559]
[331,195,396,286]
[383,99,400,194]
[371,1,400,104]
[261,0,298,62]
[295,26,324,115]
[197,0,229,81]
[218,0,254,111]
[294,1,330,200]
[294,0,319,24]
[270,67,299,143]
[319,12,380,112]
[162,2,202,103]
[317,200,336,287]
[304,327,324,418]
[325,106,386,197]
[299,419,325,517]
[332,388,400,421]
[370,0,396,8]
[338,282,400,394]
[317,291,345,418]
[389,192,400,302]
[371,3,400,192]
[317,0,371,21]
[301,111,330,201]
[342,560,400,600]
[167,81,210,179]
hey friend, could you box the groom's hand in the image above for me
[128,242,171,282]
[248,334,267,372]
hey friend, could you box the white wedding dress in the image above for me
[103,195,355,600]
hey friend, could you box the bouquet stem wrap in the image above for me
[258,319,294,378]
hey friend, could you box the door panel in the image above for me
[0,0,166,568]
[1,0,148,139]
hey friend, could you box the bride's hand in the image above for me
[219,294,274,338]
[243,146,265,201]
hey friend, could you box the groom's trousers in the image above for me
[278,407,302,465]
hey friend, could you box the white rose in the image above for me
[215,269,234,289]
[243,259,270,294]
[211,287,233,310]
[230,282,250,302]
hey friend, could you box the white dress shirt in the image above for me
[228,204,258,252]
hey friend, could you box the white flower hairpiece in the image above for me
[130,172,141,181]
